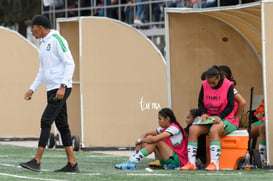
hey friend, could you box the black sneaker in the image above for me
[20,159,41,172]
[54,162,80,173]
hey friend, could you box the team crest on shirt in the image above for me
[46,43,51,51]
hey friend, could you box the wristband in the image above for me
[137,138,141,144]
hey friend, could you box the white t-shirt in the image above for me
[156,125,183,146]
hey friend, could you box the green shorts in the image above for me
[160,151,180,168]
[206,119,238,134]
[253,120,264,126]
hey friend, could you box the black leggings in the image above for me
[38,88,72,147]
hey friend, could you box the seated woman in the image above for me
[115,108,188,170]
[219,65,246,126]
[181,65,238,171]
[149,108,206,169]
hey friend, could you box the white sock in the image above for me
[210,141,221,169]
[188,142,197,164]
[129,150,145,163]
[259,142,267,165]
[129,150,137,161]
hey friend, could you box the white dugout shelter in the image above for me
[165,1,273,165]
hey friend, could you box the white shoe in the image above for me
[134,19,143,25]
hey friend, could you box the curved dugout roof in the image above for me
[0,27,45,138]
[168,2,262,62]
[204,4,261,62]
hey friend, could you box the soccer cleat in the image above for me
[115,160,138,170]
[180,162,196,170]
[20,158,41,172]
[148,160,161,168]
[54,162,80,173]
[205,162,218,171]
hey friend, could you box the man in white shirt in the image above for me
[20,15,79,173]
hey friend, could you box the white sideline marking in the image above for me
[0,172,67,181]
[0,163,51,172]
[43,155,114,158]
[87,155,114,158]
[0,155,8,158]
[0,163,19,168]
[43,155,66,158]
[82,173,102,176]
[196,173,241,176]
[127,173,171,176]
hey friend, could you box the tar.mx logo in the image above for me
[139,96,161,111]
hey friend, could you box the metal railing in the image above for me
[41,0,259,56]
[42,0,258,29]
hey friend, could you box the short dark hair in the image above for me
[205,65,220,79]
[31,15,51,29]
[201,71,206,81]
[189,108,201,118]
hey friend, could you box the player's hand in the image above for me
[214,116,221,124]
[135,144,142,152]
[256,112,264,120]
[24,89,33,100]
[201,114,208,122]
[55,87,65,100]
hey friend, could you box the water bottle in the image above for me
[163,164,176,170]
[245,151,250,166]
[167,164,175,169]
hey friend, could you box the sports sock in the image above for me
[210,141,221,167]
[129,148,149,163]
[129,150,137,161]
[188,142,198,164]
[259,140,266,164]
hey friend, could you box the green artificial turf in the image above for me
[0,144,273,181]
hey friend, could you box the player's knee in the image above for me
[40,120,52,129]
[59,128,72,146]
[38,127,51,147]
[189,125,202,138]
